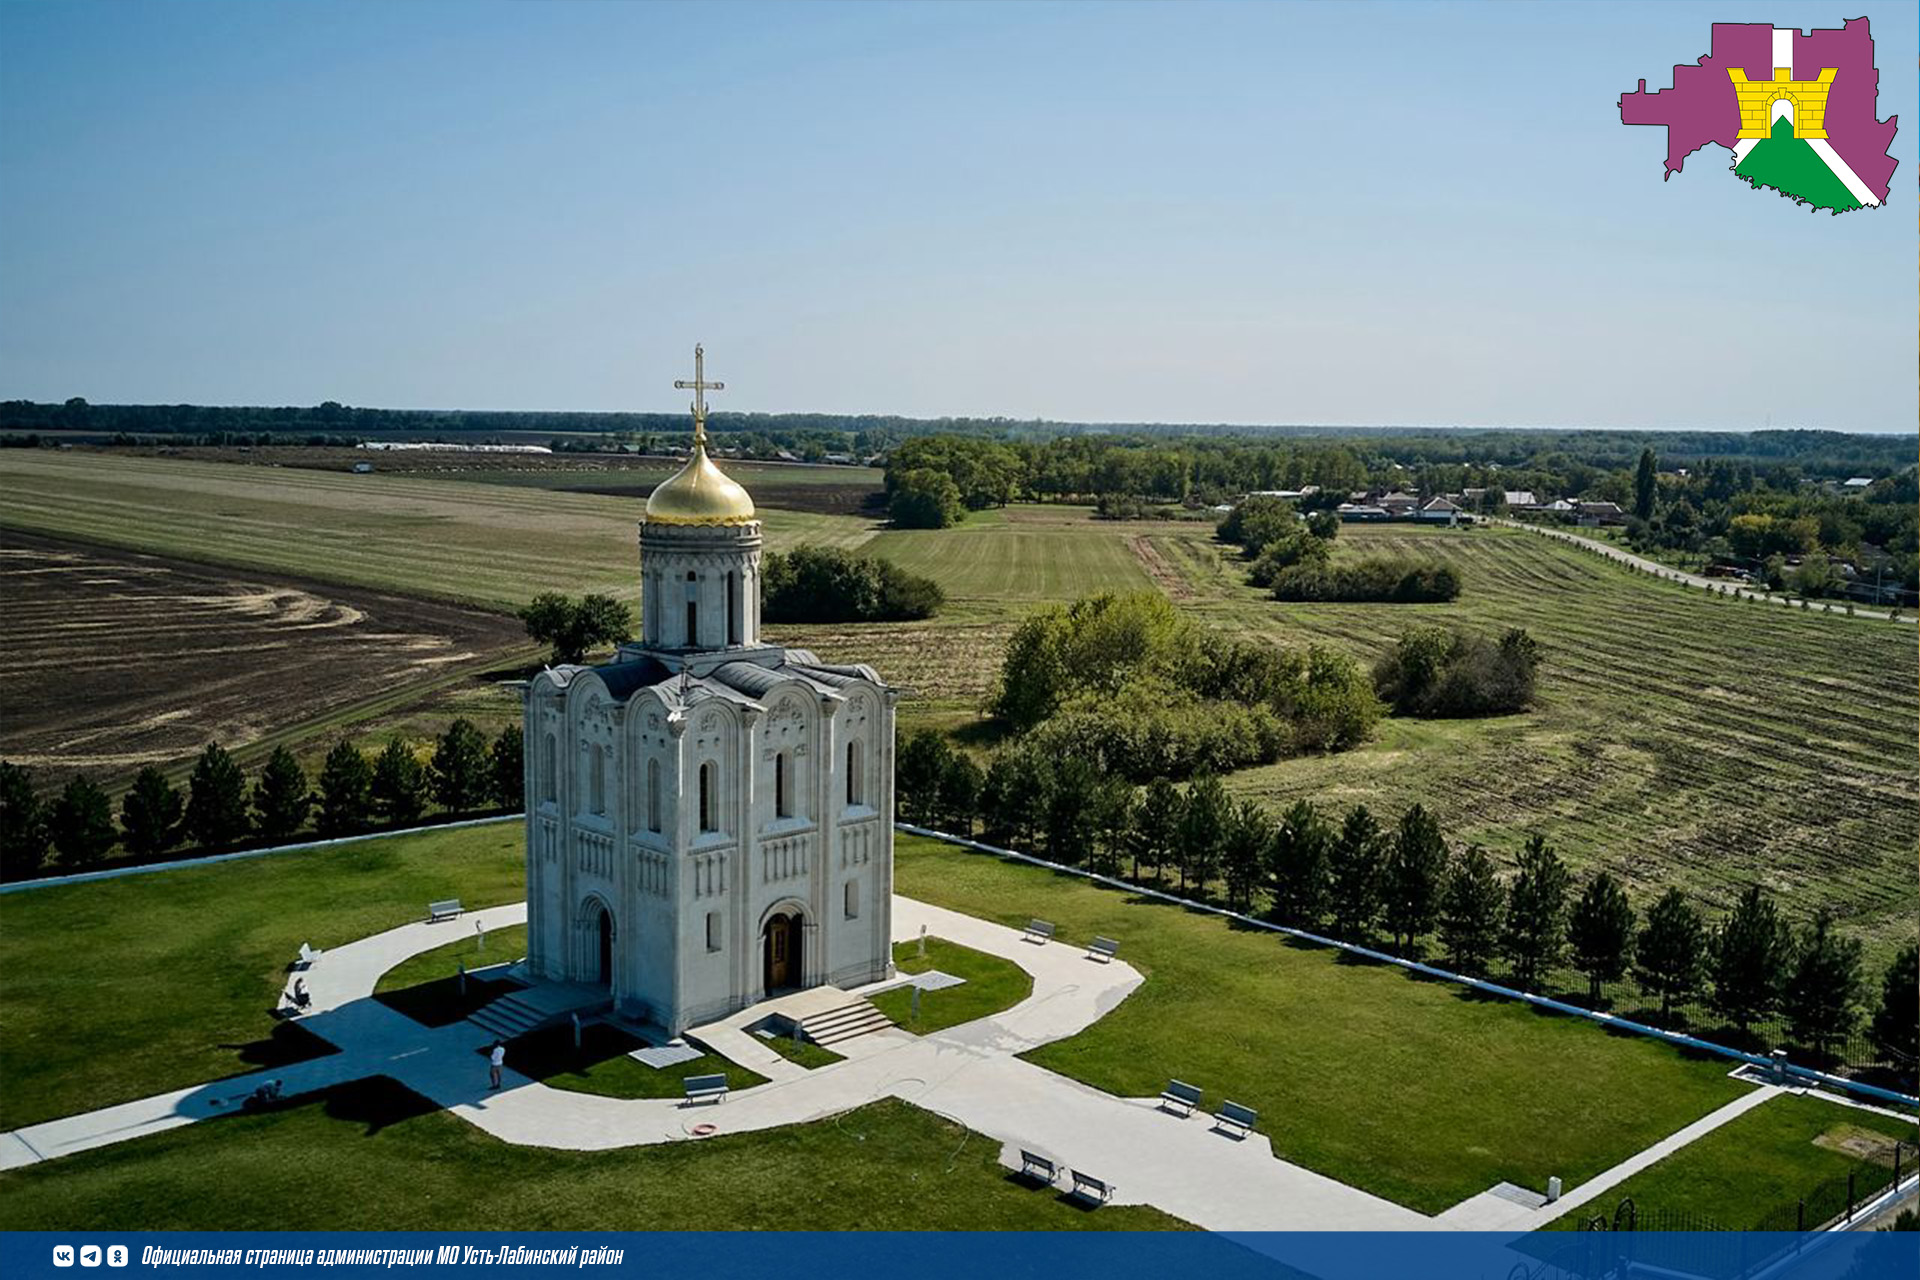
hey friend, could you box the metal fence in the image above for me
[1748,1140,1915,1232]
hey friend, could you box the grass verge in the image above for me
[870,937,1034,1034]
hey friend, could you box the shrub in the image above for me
[1028,677,1290,782]
[1373,626,1539,717]
[1245,529,1330,587]
[1093,493,1149,521]
[762,546,943,623]
[1270,556,1460,603]
[889,468,965,528]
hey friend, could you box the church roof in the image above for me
[547,648,888,719]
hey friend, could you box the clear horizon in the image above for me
[1,1,1914,433]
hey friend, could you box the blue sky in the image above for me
[1,1,1913,431]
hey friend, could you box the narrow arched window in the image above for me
[542,733,557,802]
[846,740,862,806]
[698,760,718,832]
[589,744,606,814]
[726,571,739,645]
[646,758,661,833]
[775,751,790,818]
[685,570,699,646]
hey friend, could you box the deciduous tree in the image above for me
[518,593,633,665]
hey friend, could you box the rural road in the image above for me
[1493,519,1915,624]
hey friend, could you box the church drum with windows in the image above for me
[521,348,897,1034]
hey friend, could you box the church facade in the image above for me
[521,348,896,1035]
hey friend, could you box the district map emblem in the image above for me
[1620,19,1896,214]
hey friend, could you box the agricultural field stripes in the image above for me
[0,452,880,612]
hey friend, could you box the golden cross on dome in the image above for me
[673,344,725,445]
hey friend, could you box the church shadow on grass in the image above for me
[374,975,525,1029]
[221,1076,440,1138]
[219,1019,340,1071]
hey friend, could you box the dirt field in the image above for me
[0,532,524,773]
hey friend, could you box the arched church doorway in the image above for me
[591,905,614,990]
[763,911,802,992]
[595,906,614,986]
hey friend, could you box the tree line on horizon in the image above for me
[0,721,524,880]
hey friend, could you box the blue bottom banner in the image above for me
[1,1232,1916,1280]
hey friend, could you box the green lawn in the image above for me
[866,505,1155,622]
[0,822,526,1131]
[0,1080,1186,1231]
[1543,1093,1919,1230]
[0,451,879,612]
[762,1031,845,1069]
[504,1022,766,1099]
[372,923,529,1027]
[894,835,1750,1216]
[869,937,1034,1034]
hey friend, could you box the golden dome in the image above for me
[644,442,757,526]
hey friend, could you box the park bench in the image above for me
[1212,1100,1258,1139]
[1068,1170,1114,1205]
[293,942,322,970]
[1158,1080,1203,1117]
[1086,936,1120,963]
[682,1073,729,1105]
[427,899,463,923]
[1018,1149,1058,1185]
[1023,919,1056,945]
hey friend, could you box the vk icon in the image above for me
[80,1246,102,1267]
[108,1247,129,1268]
[53,1246,74,1267]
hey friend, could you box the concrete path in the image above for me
[1432,1084,1779,1230]
[0,892,1752,1235]
[1495,519,1911,623]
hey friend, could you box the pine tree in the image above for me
[52,775,116,866]
[1635,889,1708,1022]
[1177,775,1230,895]
[1382,803,1447,953]
[488,725,524,810]
[317,742,375,836]
[1710,885,1790,1034]
[1044,756,1098,866]
[1269,799,1331,928]
[372,740,428,825]
[1502,833,1569,988]
[998,748,1053,850]
[1088,779,1136,879]
[896,730,954,827]
[1221,800,1270,912]
[1438,844,1505,975]
[1568,871,1636,1003]
[1130,777,1182,884]
[1328,804,1384,943]
[431,719,489,814]
[183,743,251,850]
[0,760,51,881]
[936,754,983,837]
[119,765,184,857]
[251,746,312,841]
[1867,943,1918,1064]
[1782,909,1865,1062]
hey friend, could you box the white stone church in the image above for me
[521,348,896,1035]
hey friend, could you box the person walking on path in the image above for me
[488,1040,505,1090]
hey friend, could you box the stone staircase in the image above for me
[798,997,893,1047]
[468,981,611,1041]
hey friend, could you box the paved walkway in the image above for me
[1495,519,1911,623]
[0,893,1801,1236]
